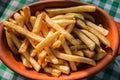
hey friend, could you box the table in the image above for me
[0,0,120,80]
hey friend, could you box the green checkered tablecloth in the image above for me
[0,0,120,80]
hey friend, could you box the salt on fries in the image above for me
[3,5,110,77]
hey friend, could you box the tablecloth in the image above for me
[0,0,120,80]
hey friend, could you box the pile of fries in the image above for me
[3,5,110,77]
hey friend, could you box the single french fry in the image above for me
[98,24,103,27]
[9,32,22,49]
[51,40,61,49]
[5,31,18,55]
[22,6,31,25]
[31,31,59,57]
[20,10,24,17]
[65,13,84,20]
[51,14,74,20]
[82,49,95,58]
[18,39,29,53]
[86,20,109,36]
[46,5,96,14]
[73,28,95,50]
[21,55,32,68]
[14,13,24,27]
[3,21,44,42]
[93,46,107,60]
[45,13,79,46]
[53,50,96,66]
[70,44,88,50]
[46,56,64,65]
[30,16,36,27]
[22,6,32,31]
[41,21,49,37]
[80,13,95,22]
[73,50,84,57]
[50,64,70,74]
[76,19,88,29]
[41,58,48,68]
[45,47,59,64]
[37,50,47,65]
[32,12,46,34]
[87,26,110,47]
[29,57,41,72]
[47,13,59,18]
[53,19,75,28]
[80,29,100,46]
[44,67,61,77]
[35,11,41,17]
[66,23,75,33]
[8,18,17,24]
[60,35,77,71]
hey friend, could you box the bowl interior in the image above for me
[0,1,119,79]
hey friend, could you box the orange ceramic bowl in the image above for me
[0,1,120,80]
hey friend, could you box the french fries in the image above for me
[37,50,47,65]
[31,31,59,57]
[3,5,111,77]
[73,28,95,50]
[53,50,96,66]
[44,67,61,77]
[80,12,95,22]
[32,12,46,34]
[49,64,70,74]
[21,55,32,68]
[30,16,36,27]
[86,20,109,36]
[73,50,84,57]
[80,29,100,46]
[3,21,44,42]
[82,50,95,58]
[76,19,110,47]
[22,6,32,31]
[60,35,77,71]
[93,46,107,60]
[45,13,80,46]
[53,19,75,28]
[65,13,84,20]
[70,44,88,50]
[5,31,18,55]
[46,5,96,14]
[18,39,29,54]
[45,47,59,64]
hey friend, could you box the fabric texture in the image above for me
[0,0,120,80]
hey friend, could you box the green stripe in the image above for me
[99,0,107,9]
[108,1,119,17]
[20,0,26,4]
[0,0,11,17]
